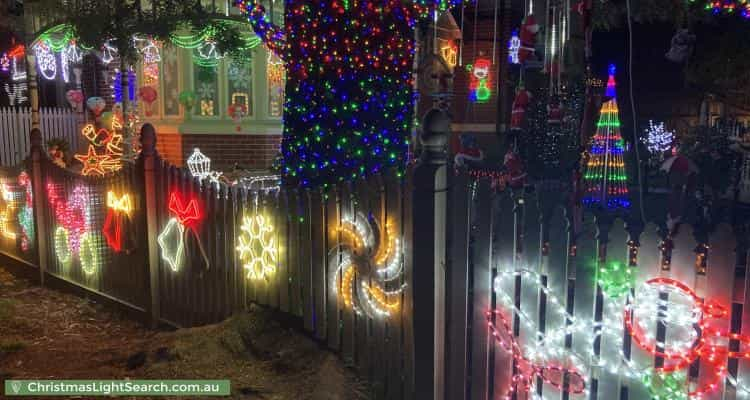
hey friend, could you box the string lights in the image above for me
[236,213,277,280]
[468,58,492,103]
[103,191,133,253]
[492,267,750,399]
[75,118,124,176]
[158,191,207,272]
[331,212,404,318]
[643,120,674,155]
[582,65,630,211]
[235,0,464,186]
[79,232,103,275]
[34,42,57,80]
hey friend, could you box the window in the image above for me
[194,63,219,117]
[267,52,284,118]
[162,46,180,117]
[227,57,253,117]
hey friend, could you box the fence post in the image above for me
[30,128,49,285]
[141,124,161,328]
[412,108,450,400]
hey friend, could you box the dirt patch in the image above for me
[0,266,369,399]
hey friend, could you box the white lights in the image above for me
[34,43,57,80]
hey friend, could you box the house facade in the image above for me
[7,0,284,171]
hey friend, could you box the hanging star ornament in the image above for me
[74,145,112,176]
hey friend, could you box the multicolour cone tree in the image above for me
[582,65,630,210]
[235,0,463,187]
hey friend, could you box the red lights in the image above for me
[168,191,202,227]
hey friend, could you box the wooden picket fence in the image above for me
[0,107,79,166]
[1,123,749,399]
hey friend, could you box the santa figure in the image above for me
[454,134,485,169]
[547,96,564,125]
[504,150,527,189]
[510,85,533,131]
[518,15,540,64]
[661,149,698,234]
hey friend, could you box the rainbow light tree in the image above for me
[582,64,630,210]
[235,0,462,186]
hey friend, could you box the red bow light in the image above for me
[168,191,202,227]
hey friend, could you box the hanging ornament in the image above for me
[138,86,158,116]
[101,41,118,65]
[454,134,484,168]
[65,89,84,112]
[510,85,533,131]
[86,96,106,120]
[503,149,527,189]
[178,90,197,112]
[508,30,521,64]
[228,102,248,132]
[518,15,540,64]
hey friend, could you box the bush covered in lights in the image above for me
[236,0,464,186]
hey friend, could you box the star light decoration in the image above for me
[332,212,405,318]
[236,213,277,280]
[74,118,124,176]
[491,267,750,399]
[158,191,207,272]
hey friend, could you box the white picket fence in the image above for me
[0,107,79,166]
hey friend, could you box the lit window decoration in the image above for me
[266,52,284,118]
[440,43,458,68]
[79,231,103,275]
[468,58,492,103]
[103,191,134,253]
[34,42,57,80]
[200,100,215,116]
[236,213,277,280]
[491,267,750,399]
[508,30,521,64]
[158,191,208,272]
[143,63,159,86]
[54,226,72,266]
[112,69,137,103]
[332,212,405,318]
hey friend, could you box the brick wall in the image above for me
[156,133,282,171]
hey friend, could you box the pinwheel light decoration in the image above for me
[158,191,209,272]
[332,212,405,318]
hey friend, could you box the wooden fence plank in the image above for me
[354,178,371,375]
[340,182,357,363]
[385,172,405,400]
[325,187,341,350]
[470,179,493,400]
[310,189,327,340]
[446,172,471,400]
[301,189,314,332]
[369,175,386,397]
[288,189,302,317]
[401,166,415,399]
[277,190,290,313]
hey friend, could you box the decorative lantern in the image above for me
[187,148,212,180]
